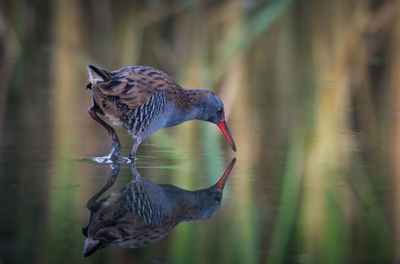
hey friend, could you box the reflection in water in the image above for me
[82,158,236,257]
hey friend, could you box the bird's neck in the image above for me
[171,188,220,222]
[175,88,208,111]
[166,88,209,126]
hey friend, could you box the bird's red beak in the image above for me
[216,158,236,190]
[218,120,236,152]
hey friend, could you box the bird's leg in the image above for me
[86,161,121,210]
[129,159,141,181]
[88,106,121,158]
[129,137,142,160]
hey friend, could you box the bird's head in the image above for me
[196,91,236,152]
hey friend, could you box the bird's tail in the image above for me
[85,83,92,90]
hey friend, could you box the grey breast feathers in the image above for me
[124,91,166,135]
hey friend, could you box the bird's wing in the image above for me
[95,66,179,110]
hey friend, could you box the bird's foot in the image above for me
[89,147,130,164]
[128,154,137,161]
[89,154,131,164]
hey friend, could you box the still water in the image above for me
[1,0,399,263]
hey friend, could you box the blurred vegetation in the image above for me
[0,0,400,263]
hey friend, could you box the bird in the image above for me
[82,158,236,257]
[86,65,236,161]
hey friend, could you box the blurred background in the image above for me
[0,0,400,263]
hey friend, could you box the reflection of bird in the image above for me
[82,158,236,257]
[86,65,236,160]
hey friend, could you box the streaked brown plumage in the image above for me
[91,66,206,111]
[86,65,236,160]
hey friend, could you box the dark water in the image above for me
[1,0,399,263]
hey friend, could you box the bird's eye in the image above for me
[217,107,223,114]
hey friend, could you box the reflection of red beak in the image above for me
[218,120,237,152]
[216,158,236,190]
